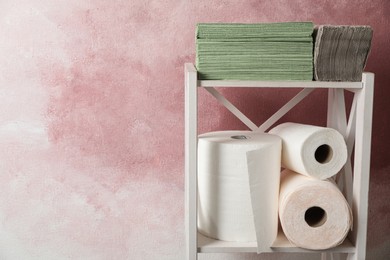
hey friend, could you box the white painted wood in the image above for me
[321,252,342,260]
[342,160,354,207]
[327,88,335,128]
[336,89,353,206]
[197,232,355,253]
[327,89,354,206]
[321,253,340,260]
[335,89,348,136]
[343,94,358,207]
[185,64,373,259]
[346,95,358,158]
[199,80,362,89]
[346,73,374,260]
[327,89,339,186]
[204,87,258,131]
[331,254,342,260]
[327,89,337,129]
[185,63,198,260]
[258,88,314,132]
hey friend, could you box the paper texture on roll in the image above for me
[197,131,281,252]
[279,169,352,250]
[247,146,281,252]
[269,122,347,179]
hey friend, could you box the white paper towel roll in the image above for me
[279,169,352,250]
[269,122,347,179]
[197,130,281,251]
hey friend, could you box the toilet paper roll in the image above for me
[269,122,347,179]
[197,130,281,252]
[279,169,352,250]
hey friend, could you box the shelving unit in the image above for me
[184,63,374,260]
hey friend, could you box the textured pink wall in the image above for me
[0,0,389,259]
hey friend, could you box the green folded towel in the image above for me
[196,22,314,39]
[196,22,314,80]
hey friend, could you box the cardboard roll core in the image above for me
[305,206,327,227]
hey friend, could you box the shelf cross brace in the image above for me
[257,88,314,132]
[204,87,258,131]
[205,87,315,132]
[327,89,358,208]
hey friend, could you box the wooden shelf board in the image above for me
[197,231,355,254]
[198,80,362,89]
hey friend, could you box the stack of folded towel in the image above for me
[313,25,373,81]
[196,22,314,80]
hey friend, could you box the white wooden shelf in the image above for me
[198,231,355,254]
[199,79,362,89]
[185,63,374,260]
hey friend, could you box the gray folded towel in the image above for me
[313,25,373,81]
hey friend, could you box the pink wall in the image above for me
[0,0,388,259]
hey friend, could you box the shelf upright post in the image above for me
[185,63,198,260]
[347,73,374,260]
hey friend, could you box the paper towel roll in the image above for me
[197,130,281,249]
[269,122,347,179]
[279,169,352,250]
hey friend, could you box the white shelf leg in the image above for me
[185,63,198,260]
[346,73,374,260]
